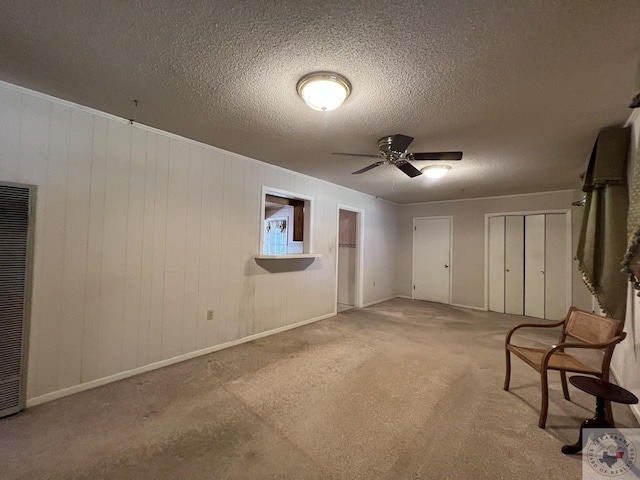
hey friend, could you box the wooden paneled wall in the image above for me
[0,82,399,402]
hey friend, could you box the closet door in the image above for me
[524,215,545,318]
[545,214,568,319]
[488,216,505,313]
[504,216,524,315]
[0,183,32,418]
[488,212,569,320]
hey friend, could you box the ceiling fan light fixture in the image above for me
[421,165,451,179]
[297,72,351,111]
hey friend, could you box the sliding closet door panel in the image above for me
[504,216,524,315]
[545,214,568,319]
[488,216,505,313]
[525,215,545,318]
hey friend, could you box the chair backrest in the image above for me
[563,307,624,346]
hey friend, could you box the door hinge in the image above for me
[413,285,416,290]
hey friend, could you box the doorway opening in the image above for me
[336,206,364,312]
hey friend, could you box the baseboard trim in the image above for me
[610,366,640,424]
[26,312,336,407]
[362,296,400,308]
[450,303,488,311]
[395,297,487,311]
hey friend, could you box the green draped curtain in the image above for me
[621,125,640,293]
[576,126,630,321]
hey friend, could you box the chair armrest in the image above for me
[505,319,565,346]
[540,334,627,367]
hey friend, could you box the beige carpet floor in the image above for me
[1,298,637,479]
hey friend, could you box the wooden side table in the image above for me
[562,376,638,455]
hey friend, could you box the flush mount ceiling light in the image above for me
[421,165,451,179]
[297,71,352,111]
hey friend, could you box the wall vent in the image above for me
[0,183,33,418]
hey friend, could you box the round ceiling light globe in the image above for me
[297,72,351,112]
[421,165,451,179]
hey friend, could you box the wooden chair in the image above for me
[504,307,625,428]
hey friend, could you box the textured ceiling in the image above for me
[1,0,639,203]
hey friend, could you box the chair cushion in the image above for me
[507,345,601,375]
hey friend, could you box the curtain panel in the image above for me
[576,126,631,321]
[622,124,640,292]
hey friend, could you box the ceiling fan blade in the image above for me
[395,160,422,178]
[332,152,381,158]
[411,151,463,161]
[390,134,414,152]
[352,161,385,174]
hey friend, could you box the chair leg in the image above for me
[560,371,570,401]
[539,370,549,429]
[504,349,511,391]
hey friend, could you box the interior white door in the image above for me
[504,216,524,315]
[488,216,505,313]
[544,214,568,319]
[524,215,546,318]
[413,217,451,304]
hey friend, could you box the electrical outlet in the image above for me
[207,310,214,321]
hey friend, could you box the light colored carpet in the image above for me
[1,298,637,479]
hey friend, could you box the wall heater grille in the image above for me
[0,183,32,418]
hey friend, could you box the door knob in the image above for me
[506,269,510,272]
[540,270,545,274]
[444,265,449,268]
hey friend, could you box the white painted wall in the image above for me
[613,108,640,420]
[0,81,398,403]
[396,191,592,310]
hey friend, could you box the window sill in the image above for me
[254,254,322,260]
